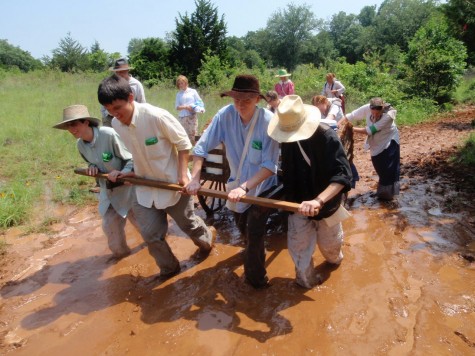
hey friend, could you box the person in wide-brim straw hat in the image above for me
[268,94,352,289]
[274,68,295,99]
[53,104,140,261]
[52,105,101,130]
[186,74,281,289]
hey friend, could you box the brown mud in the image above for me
[1,107,474,355]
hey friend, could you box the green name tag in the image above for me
[102,152,113,162]
[252,140,262,150]
[145,137,158,146]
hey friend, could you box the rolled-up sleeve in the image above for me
[193,114,223,158]
[260,135,279,174]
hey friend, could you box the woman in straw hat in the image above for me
[53,105,139,261]
[274,69,295,99]
[186,74,280,289]
[268,95,352,288]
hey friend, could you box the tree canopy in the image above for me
[0,39,42,72]
[168,0,227,82]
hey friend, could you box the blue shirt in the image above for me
[193,104,279,212]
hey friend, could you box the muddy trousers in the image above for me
[102,205,140,257]
[233,204,274,288]
[371,140,400,200]
[287,213,343,288]
[132,195,213,275]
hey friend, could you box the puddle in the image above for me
[2,121,475,356]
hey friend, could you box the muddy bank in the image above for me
[0,107,474,355]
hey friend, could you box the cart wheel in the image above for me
[198,179,227,215]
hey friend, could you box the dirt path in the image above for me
[1,107,474,355]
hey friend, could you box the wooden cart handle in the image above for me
[74,168,302,213]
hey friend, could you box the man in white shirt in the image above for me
[98,75,216,280]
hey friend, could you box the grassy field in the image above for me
[0,69,473,232]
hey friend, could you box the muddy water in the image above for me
[1,182,474,355]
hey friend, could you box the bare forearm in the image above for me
[240,167,274,191]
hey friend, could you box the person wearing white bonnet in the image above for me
[53,104,140,261]
[268,95,352,288]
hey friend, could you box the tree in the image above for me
[328,12,364,64]
[0,39,42,72]
[87,40,110,72]
[243,30,273,65]
[129,37,171,86]
[128,38,146,58]
[169,0,227,82]
[299,32,338,68]
[373,0,437,52]
[404,14,467,104]
[226,36,265,69]
[48,32,88,72]
[358,5,377,27]
[265,4,320,70]
[443,0,475,65]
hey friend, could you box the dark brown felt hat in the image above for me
[220,75,266,100]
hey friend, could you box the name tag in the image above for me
[145,137,158,146]
[102,152,113,162]
[252,140,262,150]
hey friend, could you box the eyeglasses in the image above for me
[370,105,383,110]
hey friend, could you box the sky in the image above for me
[1,0,385,59]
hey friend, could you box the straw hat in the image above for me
[267,95,321,143]
[275,69,291,77]
[220,74,265,100]
[109,57,133,72]
[53,105,101,130]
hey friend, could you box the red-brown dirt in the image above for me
[0,106,474,355]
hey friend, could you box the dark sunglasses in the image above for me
[370,105,383,110]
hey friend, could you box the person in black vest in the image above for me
[268,95,352,288]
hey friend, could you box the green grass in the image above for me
[454,68,475,105]
[458,132,475,165]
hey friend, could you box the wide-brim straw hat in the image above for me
[275,69,291,77]
[267,95,321,143]
[220,74,266,100]
[109,57,133,72]
[53,105,101,130]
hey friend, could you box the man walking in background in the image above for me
[101,57,146,127]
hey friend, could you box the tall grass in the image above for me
[0,70,106,230]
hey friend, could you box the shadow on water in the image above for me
[1,216,312,343]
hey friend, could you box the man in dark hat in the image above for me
[185,74,280,289]
[101,57,146,127]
